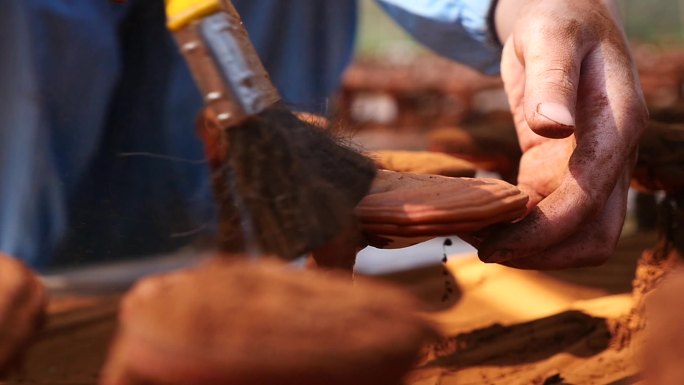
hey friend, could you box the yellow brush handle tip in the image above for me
[166,0,221,31]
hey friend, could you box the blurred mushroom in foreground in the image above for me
[101,257,437,385]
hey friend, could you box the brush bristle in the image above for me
[206,105,376,259]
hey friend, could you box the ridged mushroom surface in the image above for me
[356,171,528,248]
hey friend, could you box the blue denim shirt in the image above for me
[0,0,500,269]
[376,0,501,75]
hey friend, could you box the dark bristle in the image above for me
[206,105,377,259]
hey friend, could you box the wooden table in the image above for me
[6,296,119,385]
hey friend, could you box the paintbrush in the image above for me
[166,0,376,260]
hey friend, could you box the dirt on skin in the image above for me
[101,257,437,385]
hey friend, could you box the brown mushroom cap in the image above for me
[356,171,528,238]
[370,150,477,178]
[108,258,436,385]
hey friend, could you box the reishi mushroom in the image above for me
[355,170,528,248]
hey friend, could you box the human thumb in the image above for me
[520,32,584,138]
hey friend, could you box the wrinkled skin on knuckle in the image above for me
[517,0,616,48]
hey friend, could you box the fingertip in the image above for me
[530,102,575,138]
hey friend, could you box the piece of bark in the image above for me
[101,257,436,385]
[371,150,477,178]
[355,171,528,248]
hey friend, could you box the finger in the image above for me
[488,169,629,269]
[480,42,646,261]
[516,16,589,139]
[100,336,139,385]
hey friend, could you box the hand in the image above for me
[0,254,46,374]
[478,0,648,269]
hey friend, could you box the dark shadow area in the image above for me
[371,263,462,312]
[605,373,642,385]
[539,231,656,294]
[421,310,611,369]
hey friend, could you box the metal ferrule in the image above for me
[172,2,281,128]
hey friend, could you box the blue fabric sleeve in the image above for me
[376,0,502,75]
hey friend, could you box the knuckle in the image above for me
[528,15,585,47]
[584,247,613,267]
[537,68,577,95]
[568,247,612,268]
[580,231,618,267]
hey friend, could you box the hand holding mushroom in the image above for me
[475,0,648,269]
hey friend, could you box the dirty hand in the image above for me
[0,254,46,374]
[478,0,648,269]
